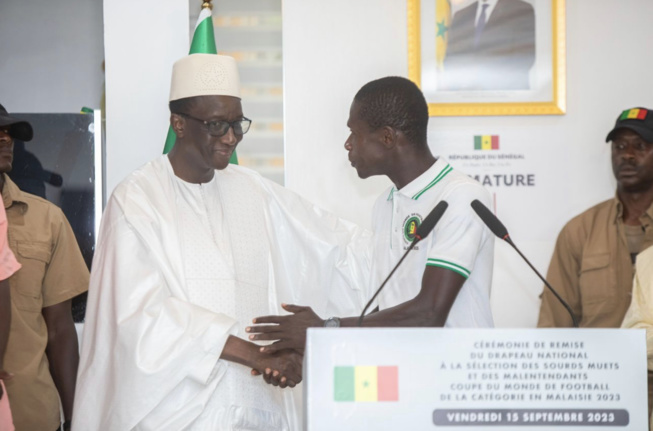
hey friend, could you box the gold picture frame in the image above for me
[408,0,566,116]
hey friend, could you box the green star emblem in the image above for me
[436,19,448,39]
[363,380,369,387]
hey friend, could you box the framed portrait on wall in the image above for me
[408,0,566,116]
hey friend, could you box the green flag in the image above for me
[164,6,238,165]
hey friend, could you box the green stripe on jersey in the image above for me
[426,258,470,278]
[412,165,453,200]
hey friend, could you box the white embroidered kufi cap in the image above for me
[169,53,241,101]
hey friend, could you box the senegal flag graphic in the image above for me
[619,108,648,120]
[334,366,399,402]
[474,135,500,150]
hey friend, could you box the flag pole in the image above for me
[202,1,212,10]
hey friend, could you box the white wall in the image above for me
[283,0,653,327]
[0,0,104,113]
[282,0,403,221]
[0,0,187,196]
[32,0,645,327]
[103,0,189,196]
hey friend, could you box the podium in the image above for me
[304,328,648,430]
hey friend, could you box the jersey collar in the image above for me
[391,157,452,201]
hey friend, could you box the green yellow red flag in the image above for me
[619,108,648,121]
[474,135,500,150]
[334,366,399,402]
[163,4,238,165]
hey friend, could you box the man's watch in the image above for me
[323,316,341,328]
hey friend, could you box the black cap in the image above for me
[0,103,33,142]
[606,107,653,143]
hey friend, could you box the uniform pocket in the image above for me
[10,241,52,312]
[578,253,611,302]
[578,252,618,323]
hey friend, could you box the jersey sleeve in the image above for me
[425,182,492,279]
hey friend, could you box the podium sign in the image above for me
[304,328,647,430]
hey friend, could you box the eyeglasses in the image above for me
[175,112,252,137]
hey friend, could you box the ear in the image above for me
[380,126,398,149]
[170,113,185,138]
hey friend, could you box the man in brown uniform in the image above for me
[538,107,653,412]
[0,104,89,431]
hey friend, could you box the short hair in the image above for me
[169,97,199,114]
[353,77,428,145]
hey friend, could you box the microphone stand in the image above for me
[357,239,421,327]
[503,236,579,328]
[470,199,579,328]
[357,200,448,327]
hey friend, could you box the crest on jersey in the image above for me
[403,214,423,243]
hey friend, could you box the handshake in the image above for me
[250,349,303,388]
[247,304,325,388]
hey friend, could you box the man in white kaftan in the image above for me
[72,54,370,431]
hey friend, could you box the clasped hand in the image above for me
[247,304,324,354]
[252,349,303,388]
[247,304,324,388]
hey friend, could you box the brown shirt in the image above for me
[2,175,89,431]
[537,196,653,416]
[538,196,653,328]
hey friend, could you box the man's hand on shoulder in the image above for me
[247,304,324,354]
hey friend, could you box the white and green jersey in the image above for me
[370,157,494,327]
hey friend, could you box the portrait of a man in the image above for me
[440,0,536,91]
